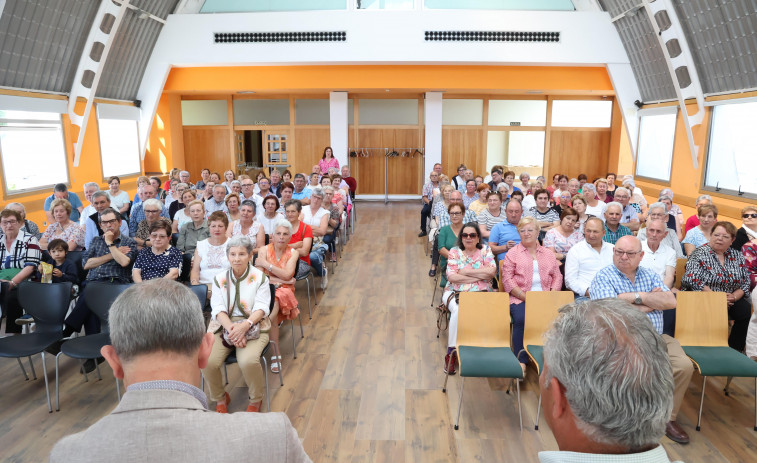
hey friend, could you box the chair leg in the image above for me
[535,393,542,430]
[28,356,37,380]
[516,378,523,432]
[306,276,312,319]
[95,359,102,381]
[16,357,29,380]
[116,377,121,402]
[431,278,439,308]
[262,355,271,412]
[724,376,734,396]
[454,377,465,430]
[41,352,52,413]
[55,353,62,411]
[754,377,757,431]
[697,376,707,431]
[81,359,89,382]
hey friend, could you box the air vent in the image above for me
[425,31,560,42]
[214,32,346,43]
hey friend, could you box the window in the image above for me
[0,110,69,193]
[295,99,330,125]
[704,100,757,197]
[551,100,613,127]
[233,99,289,126]
[97,121,141,178]
[181,100,228,126]
[442,99,483,125]
[359,99,418,125]
[488,100,547,126]
[635,111,677,182]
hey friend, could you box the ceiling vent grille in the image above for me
[425,31,560,42]
[214,31,346,43]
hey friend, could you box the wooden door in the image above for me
[263,130,290,176]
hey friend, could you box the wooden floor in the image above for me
[1,201,756,462]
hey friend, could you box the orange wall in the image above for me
[163,65,615,94]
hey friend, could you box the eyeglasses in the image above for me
[1,220,18,226]
[449,211,463,216]
[461,233,478,239]
[614,249,641,257]
[145,209,160,214]
[100,219,119,226]
[743,214,757,219]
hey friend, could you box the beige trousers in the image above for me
[663,334,695,421]
[203,316,270,404]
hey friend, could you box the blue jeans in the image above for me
[309,242,328,276]
[510,301,528,363]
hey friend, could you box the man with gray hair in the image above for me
[204,184,229,217]
[179,170,193,188]
[84,191,129,249]
[612,187,640,231]
[50,279,310,462]
[79,182,100,227]
[603,202,632,245]
[539,299,680,461]
[589,235,694,444]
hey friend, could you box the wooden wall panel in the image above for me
[183,128,231,181]
[293,127,331,176]
[547,130,610,182]
[441,128,485,179]
[387,128,423,194]
[353,129,386,195]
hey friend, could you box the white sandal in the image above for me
[270,356,282,373]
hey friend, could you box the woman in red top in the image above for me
[283,199,313,279]
[501,216,563,376]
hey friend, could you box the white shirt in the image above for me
[640,241,676,281]
[80,205,96,226]
[530,260,542,292]
[522,194,536,211]
[585,202,607,221]
[564,240,615,297]
[302,205,329,229]
[539,445,680,463]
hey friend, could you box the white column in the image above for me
[329,91,349,169]
[607,63,641,159]
[424,92,443,179]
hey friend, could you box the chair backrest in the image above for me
[675,291,728,347]
[18,281,73,334]
[457,292,511,348]
[188,284,208,311]
[523,291,575,348]
[66,250,88,282]
[673,258,687,289]
[84,282,133,331]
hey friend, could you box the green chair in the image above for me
[444,292,523,431]
[523,291,575,430]
[675,291,757,431]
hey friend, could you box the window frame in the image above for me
[634,107,678,185]
[96,106,142,181]
[0,112,71,196]
[701,99,757,201]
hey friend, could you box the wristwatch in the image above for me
[633,292,642,305]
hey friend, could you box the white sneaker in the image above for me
[320,267,328,290]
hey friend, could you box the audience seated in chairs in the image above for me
[441,222,496,375]
[189,211,231,295]
[682,204,718,256]
[39,198,85,252]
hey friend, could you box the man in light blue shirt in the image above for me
[45,183,84,223]
[291,174,312,205]
[589,235,693,445]
[489,199,522,261]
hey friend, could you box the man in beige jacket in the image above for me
[50,279,310,463]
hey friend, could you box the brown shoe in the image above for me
[246,401,262,412]
[665,420,690,444]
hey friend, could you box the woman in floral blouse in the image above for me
[442,222,497,375]
[542,207,583,263]
[39,198,84,252]
[682,221,751,352]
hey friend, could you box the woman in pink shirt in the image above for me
[318,146,340,174]
[501,216,563,376]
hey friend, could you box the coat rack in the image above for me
[349,147,425,204]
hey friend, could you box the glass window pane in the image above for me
[295,99,330,125]
[488,100,547,126]
[0,110,60,121]
[425,0,575,10]
[359,0,414,9]
[0,124,68,193]
[234,99,290,125]
[98,119,141,178]
[359,99,418,125]
[551,100,613,127]
[201,0,347,12]
[181,100,228,126]
[636,112,676,181]
[508,131,545,167]
[705,101,757,195]
[442,99,483,125]
[348,99,355,125]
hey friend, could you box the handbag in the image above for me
[212,268,271,347]
[436,291,460,333]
